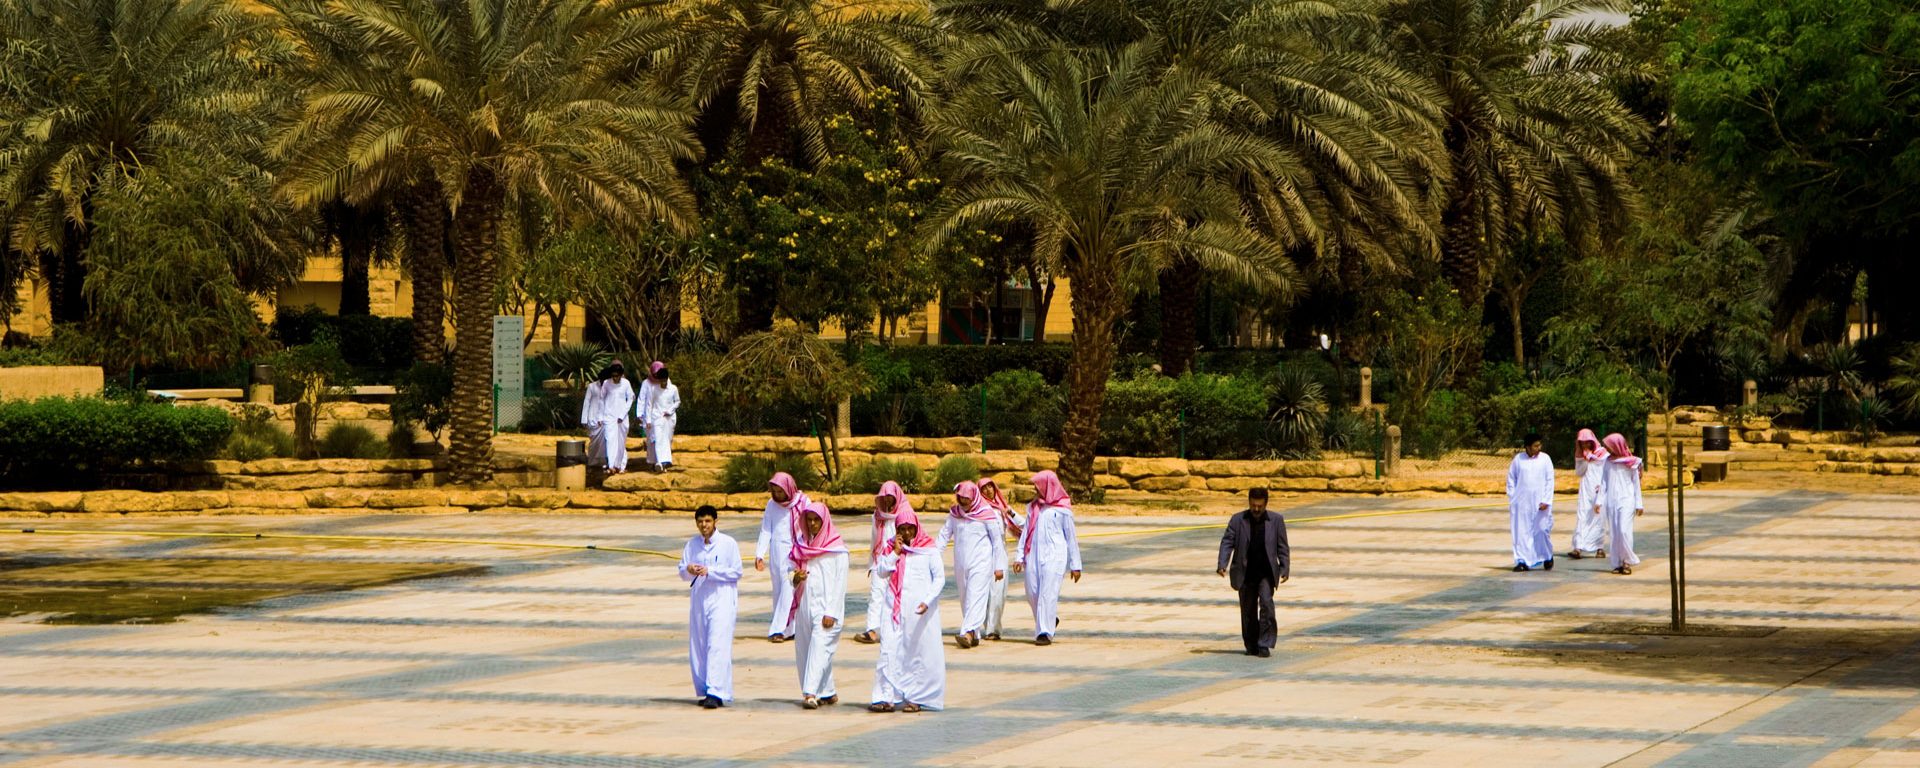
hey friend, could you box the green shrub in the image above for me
[883,344,1074,386]
[0,345,70,367]
[1405,389,1474,458]
[0,397,233,489]
[832,458,924,495]
[929,454,979,492]
[720,453,825,493]
[1481,374,1651,467]
[916,382,979,437]
[1321,407,1371,452]
[318,423,386,459]
[1099,373,1267,458]
[392,363,453,437]
[1264,366,1325,458]
[386,422,419,459]
[519,391,583,433]
[224,407,295,461]
[982,369,1061,443]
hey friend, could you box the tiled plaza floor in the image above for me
[3,490,1919,767]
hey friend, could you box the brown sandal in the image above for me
[869,702,894,713]
[902,703,922,713]
[854,631,878,644]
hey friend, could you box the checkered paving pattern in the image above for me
[4,491,1920,767]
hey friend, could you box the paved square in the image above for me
[4,490,1919,766]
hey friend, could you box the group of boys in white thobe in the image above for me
[1508,431,1645,575]
[578,364,634,473]
[682,470,1087,713]
[636,362,679,471]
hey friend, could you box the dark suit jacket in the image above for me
[1217,510,1290,591]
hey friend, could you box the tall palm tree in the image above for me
[937,0,1444,376]
[1378,0,1644,317]
[928,39,1303,493]
[271,0,700,483]
[654,0,941,166]
[0,0,289,325]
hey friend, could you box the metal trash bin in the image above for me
[1701,424,1731,452]
[249,363,275,405]
[555,439,587,491]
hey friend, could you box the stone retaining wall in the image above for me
[1652,407,1920,475]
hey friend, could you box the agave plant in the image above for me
[1855,395,1892,447]
[540,343,614,390]
[1887,343,1920,417]
[1267,366,1327,458]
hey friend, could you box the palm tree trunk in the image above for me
[403,184,449,363]
[1057,265,1121,496]
[1157,256,1200,376]
[43,220,89,325]
[1440,122,1487,309]
[446,170,504,484]
[1508,293,1526,367]
[340,243,372,316]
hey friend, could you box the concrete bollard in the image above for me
[1359,367,1373,410]
[1743,380,1758,408]
[555,439,587,491]
[1384,425,1403,477]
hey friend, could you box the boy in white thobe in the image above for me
[934,481,1000,649]
[1507,433,1556,572]
[679,505,741,709]
[978,478,1020,641]
[1599,433,1646,575]
[578,363,633,473]
[790,502,849,709]
[755,472,807,641]
[870,509,946,713]
[1569,428,1610,559]
[637,361,681,472]
[1014,471,1082,646]
[857,482,908,645]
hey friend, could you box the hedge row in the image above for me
[0,397,233,489]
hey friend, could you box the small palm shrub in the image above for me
[720,453,825,493]
[832,458,924,495]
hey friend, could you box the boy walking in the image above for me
[679,505,741,709]
[1507,432,1557,572]
[1217,488,1290,657]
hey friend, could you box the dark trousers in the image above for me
[1238,577,1276,652]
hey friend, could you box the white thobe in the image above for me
[1600,460,1644,570]
[983,517,1016,636]
[871,549,946,710]
[579,379,633,471]
[934,515,996,636]
[1572,455,1610,554]
[755,501,798,637]
[794,551,848,698]
[1506,452,1556,567]
[679,532,741,702]
[1016,505,1082,639]
[863,520,896,634]
[638,380,680,467]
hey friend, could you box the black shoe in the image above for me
[1255,648,1271,658]
[1035,634,1053,646]
[700,696,720,709]
[1543,559,1555,571]
[1512,563,1530,572]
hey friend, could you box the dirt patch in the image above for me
[0,557,482,624]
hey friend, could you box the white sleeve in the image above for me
[580,384,601,425]
[677,540,696,584]
[924,554,946,603]
[755,507,774,560]
[990,523,1008,572]
[1506,456,1520,498]
[1632,466,1644,510]
[933,516,955,550]
[663,385,680,416]
[1062,512,1083,572]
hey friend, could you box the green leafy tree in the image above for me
[0,0,296,327]
[928,41,1301,493]
[272,0,700,483]
[1670,0,1920,338]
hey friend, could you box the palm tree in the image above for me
[1377,0,1644,317]
[938,0,1443,376]
[0,0,290,325]
[654,0,940,166]
[928,40,1303,493]
[271,0,700,483]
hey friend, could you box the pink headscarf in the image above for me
[949,481,998,522]
[1602,433,1641,470]
[882,508,936,623]
[873,481,912,556]
[769,472,813,542]
[1023,470,1072,559]
[649,360,666,376]
[789,501,847,567]
[978,478,1021,537]
[1575,428,1608,462]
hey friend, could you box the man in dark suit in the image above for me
[1217,488,1290,657]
